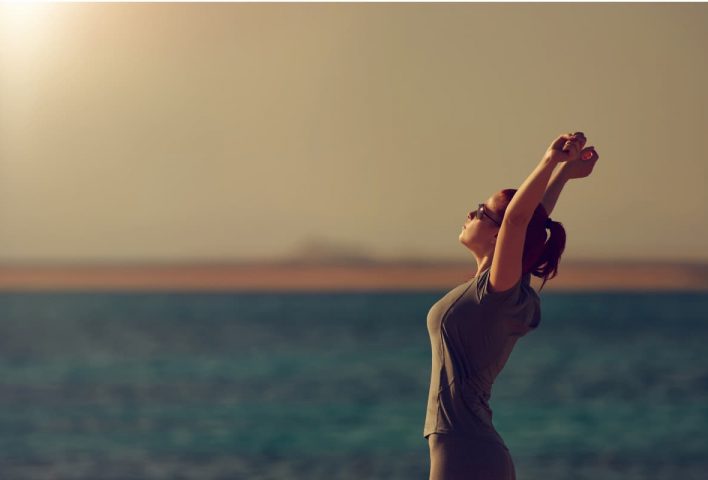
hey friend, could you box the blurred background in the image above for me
[1,2,706,479]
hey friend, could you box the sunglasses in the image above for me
[468,203,502,227]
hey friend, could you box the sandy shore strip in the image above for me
[0,261,706,291]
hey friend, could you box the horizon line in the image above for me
[0,257,707,268]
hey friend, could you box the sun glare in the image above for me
[1,2,53,59]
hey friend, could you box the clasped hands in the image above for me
[545,131,600,180]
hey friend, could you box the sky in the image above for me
[1,2,707,264]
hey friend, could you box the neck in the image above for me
[473,253,493,276]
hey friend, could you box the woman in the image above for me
[424,132,600,480]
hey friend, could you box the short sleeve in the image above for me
[476,268,542,333]
[476,268,525,307]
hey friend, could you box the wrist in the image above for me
[542,154,560,166]
[556,163,572,181]
[541,154,564,172]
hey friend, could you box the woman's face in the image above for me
[459,196,503,251]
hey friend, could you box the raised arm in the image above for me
[541,134,598,216]
[488,133,588,293]
[541,137,600,217]
[541,167,571,217]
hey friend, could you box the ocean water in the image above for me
[0,289,706,479]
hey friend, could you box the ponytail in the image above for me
[529,217,567,292]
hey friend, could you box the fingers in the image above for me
[551,133,575,151]
[565,132,585,149]
[562,136,581,155]
[573,132,586,149]
[551,131,585,152]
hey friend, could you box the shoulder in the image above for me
[477,268,537,306]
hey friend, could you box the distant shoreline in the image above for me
[1,260,706,291]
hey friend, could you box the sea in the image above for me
[0,289,706,479]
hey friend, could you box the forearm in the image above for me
[505,155,561,223]
[541,165,571,217]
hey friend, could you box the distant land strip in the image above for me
[0,260,707,291]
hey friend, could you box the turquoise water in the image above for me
[0,290,706,479]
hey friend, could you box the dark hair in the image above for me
[492,189,567,292]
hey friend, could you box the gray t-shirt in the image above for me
[423,267,541,443]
